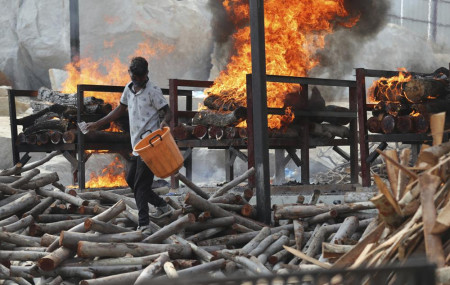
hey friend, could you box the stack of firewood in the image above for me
[367,69,450,134]
[1,125,449,284]
[16,87,129,146]
[173,86,351,142]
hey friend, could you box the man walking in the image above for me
[86,57,172,231]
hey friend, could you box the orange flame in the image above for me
[369,68,412,103]
[206,0,359,129]
[85,156,128,188]
[61,40,173,188]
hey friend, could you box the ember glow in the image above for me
[369,68,412,103]
[206,0,360,129]
[61,40,174,188]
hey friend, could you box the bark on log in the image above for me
[19,151,61,173]
[60,230,144,250]
[258,235,290,264]
[0,183,26,195]
[9,169,40,189]
[174,173,210,199]
[203,94,241,111]
[322,243,353,260]
[185,227,225,243]
[84,218,129,234]
[142,214,196,243]
[240,204,257,219]
[62,130,131,144]
[1,215,34,232]
[49,131,62,144]
[293,220,305,251]
[23,119,68,136]
[273,202,375,220]
[37,214,90,223]
[249,230,289,257]
[0,215,19,227]
[0,191,37,219]
[79,270,143,285]
[192,107,247,127]
[381,115,396,134]
[38,200,126,271]
[185,192,264,231]
[304,210,338,226]
[0,250,48,261]
[134,253,170,285]
[29,218,87,236]
[38,87,104,106]
[224,126,238,139]
[0,231,41,247]
[77,242,189,259]
[185,216,235,232]
[20,173,60,190]
[37,188,88,207]
[209,167,255,200]
[163,262,178,278]
[329,216,359,245]
[17,104,72,128]
[367,116,382,133]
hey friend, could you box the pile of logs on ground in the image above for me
[367,68,450,134]
[16,87,129,146]
[173,86,351,143]
[1,133,449,284]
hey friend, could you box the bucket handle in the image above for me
[140,130,153,139]
[148,134,162,147]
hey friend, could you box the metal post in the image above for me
[8,90,19,165]
[77,85,85,190]
[356,69,371,187]
[431,0,438,42]
[249,0,271,224]
[69,0,80,67]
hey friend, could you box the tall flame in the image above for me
[85,156,127,189]
[206,0,359,129]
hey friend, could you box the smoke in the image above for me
[312,0,391,79]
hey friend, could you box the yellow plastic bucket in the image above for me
[134,127,183,178]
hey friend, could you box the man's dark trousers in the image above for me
[126,156,166,226]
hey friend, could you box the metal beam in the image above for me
[249,0,271,225]
[69,0,80,66]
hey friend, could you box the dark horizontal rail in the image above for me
[266,74,356,87]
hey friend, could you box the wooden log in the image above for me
[37,132,50,145]
[0,250,48,261]
[38,87,103,105]
[143,214,196,243]
[283,245,331,269]
[0,231,41,247]
[243,189,253,202]
[258,235,290,264]
[163,262,178,278]
[174,236,216,263]
[370,193,402,228]
[23,119,68,136]
[192,107,247,127]
[164,197,181,210]
[172,124,195,140]
[186,227,225,243]
[381,114,396,134]
[309,123,349,138]
[1,215,34,232]
[38,200,126,271]
[174,173,210,199]
[241,227,271,254]
[240,204,257,219]
[293,220,304,251]
[208,126,224,140]
[9,169,40,189]
[0,191,37,219]
[237,127,247,139]
[84,218,129,234]
[0,263,32,285]
[411,113,429,133]
[224,126,238,139]
[17,103,72,127]
[383,150,400,198]
[185,192,263,231]
[19,151,61,173]
[171,259,201,269]
[77,242,189,258]
[403,77,447,103]
[41,234,59,247]
[185,216,235,232]
[62,129,76,143]
[322,243,353,260]
[0,215,19,227]
[304,210,337,226]
[329,216,359,245]
[79,270,143,285]
[0,163,23,176]
[397,148,411,200]
[209,167,255,200]
[273,202,375,220]
[65,253,163,267]
[367,116,382,133]
[250,230,289,257]
[60,231,144,250]
[419,174,445,267]
[37,214,89,223]
[175,259,226,278]
[20,172,59,190]
[432,197,450,234]
[193,125,208,139]
[0,183,26,195]
[37,188,88,207]
[419,141,450,166]
[23,197,55,218]
[231,223,253,233]
[209,193,238,204]
[29,218,87,236]
[134,253,170,285]
[49,131,62,144]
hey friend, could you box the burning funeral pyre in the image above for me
[367,68,450,134]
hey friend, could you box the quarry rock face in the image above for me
[0,0,213,90]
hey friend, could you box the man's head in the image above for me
[129,57,149,88]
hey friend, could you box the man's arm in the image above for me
[86,103,128,131]
[159,105,172,128]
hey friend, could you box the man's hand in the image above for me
[86,122,100,132]
[160,120,169,129]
